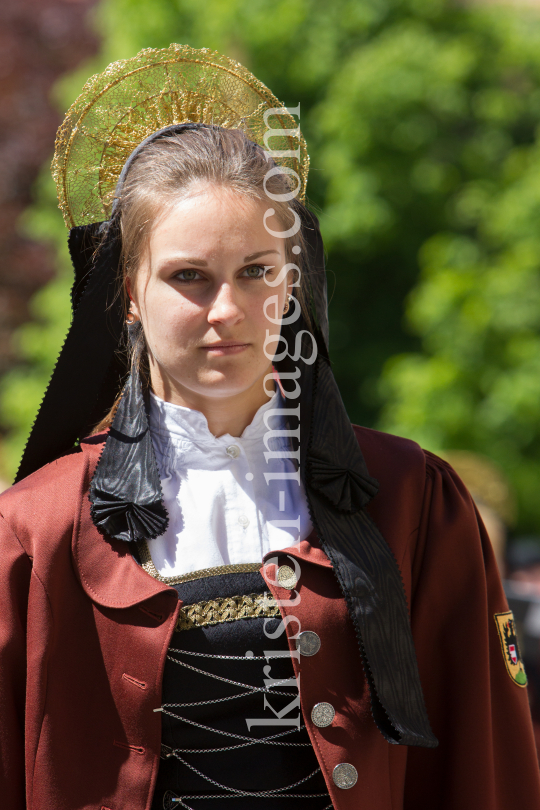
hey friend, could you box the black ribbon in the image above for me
[15,221,125,482]
[275,208,437,748]
[304,356,437,747]
[89,322,169,543]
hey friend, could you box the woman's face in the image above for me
[130,183,292,406]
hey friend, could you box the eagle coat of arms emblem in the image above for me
[494,611,527,687]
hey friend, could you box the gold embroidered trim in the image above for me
[137,539,262,584]
[175,592,280,632]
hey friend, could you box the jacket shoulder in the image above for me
[0,436,104,553]
[352,424,427,492]
[351,425,432,565]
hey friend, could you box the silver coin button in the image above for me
[296,630,321,656]
[277,564,297,590]
[226,444,240,459]
[333,762,358,789]
[311,702,335,728]
[238,514,250,528]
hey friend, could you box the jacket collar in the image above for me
[263,531,333,569]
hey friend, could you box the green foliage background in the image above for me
[4,0,540,532]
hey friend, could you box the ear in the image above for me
[126,277,142,320]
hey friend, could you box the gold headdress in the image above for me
[52,44,310,228]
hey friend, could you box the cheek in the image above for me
[141,288,198,347]
[257,289,286,335]
[243,295,273,342]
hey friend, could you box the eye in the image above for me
[176,269,202,282]
[242,265,265,279]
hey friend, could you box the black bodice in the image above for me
[151,568,332,810]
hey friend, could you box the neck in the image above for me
[151,373,276,437]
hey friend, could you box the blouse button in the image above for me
[226,444,240,459]
[238,514,250,528]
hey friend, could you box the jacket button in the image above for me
[333,762,358,789]
[296,630,321,656]
[277,564,297,590]
[311,702,335,727]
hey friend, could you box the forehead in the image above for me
[148,185,284,260]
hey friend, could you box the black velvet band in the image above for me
[15,222,125,482]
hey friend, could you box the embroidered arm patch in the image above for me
[494,611,528,687]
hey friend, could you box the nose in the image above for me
[207,283,244,327]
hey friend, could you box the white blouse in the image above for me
[146,390,313,577]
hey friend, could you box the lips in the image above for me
[202,342,247,349]
[200,341,250,354]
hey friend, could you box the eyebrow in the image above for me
[243,249,280,262]
[182,249,280,267]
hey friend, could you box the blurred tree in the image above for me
[0,0,98,391]
[378,162,540,532]
[370,11,540,532]
[4,0,540,535]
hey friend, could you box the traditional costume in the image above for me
[0,45,538,810]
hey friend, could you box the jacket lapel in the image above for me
[73,436,173,608]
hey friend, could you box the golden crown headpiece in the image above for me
[52,44,310,228]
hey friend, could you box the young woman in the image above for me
[0,45,539,810]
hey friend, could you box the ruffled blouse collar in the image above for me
[148,388,282,449]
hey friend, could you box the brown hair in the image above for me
[94,126,308,432]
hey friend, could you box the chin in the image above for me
[193,370,265,399]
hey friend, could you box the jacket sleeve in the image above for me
[0,512,32,808]
[404,452,540,809]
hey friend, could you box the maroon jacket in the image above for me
[0,426,538,809]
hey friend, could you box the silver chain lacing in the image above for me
[157,645,332,809]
